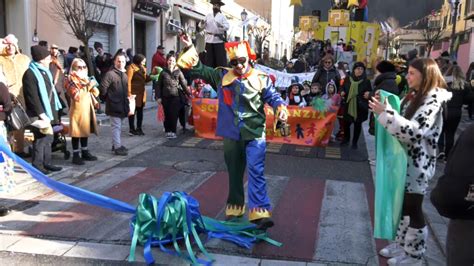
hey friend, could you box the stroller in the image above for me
[25,123,70,160]
[51,123,70,160]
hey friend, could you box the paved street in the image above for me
[0,98,460,265]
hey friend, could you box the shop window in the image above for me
[0,0,5,37]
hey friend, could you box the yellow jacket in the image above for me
[0,53,31,105]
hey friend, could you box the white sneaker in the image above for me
[387,254,422,265]
[379,243,404,258]
[168,132,177,139]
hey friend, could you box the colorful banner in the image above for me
[192,98,339,147]
[254,64,316,88]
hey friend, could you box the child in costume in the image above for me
[323,80,341,108]
[323,81,342,141]
[370,58,452,265]
[177,35,288,230]
[288,78,306,107]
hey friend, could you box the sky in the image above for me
[293,0,444,26]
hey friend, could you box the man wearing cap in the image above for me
[200,0,229,68]
[23,45,63,175]
[152,45,167,70]
[0,34,31,157]
[178,35,288,230]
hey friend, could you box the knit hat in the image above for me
[93,42,103,50]
[31,45,50,62]
[376,60,396,73]
[352,61,366,72]
[2,34,19,54]
[288,76,303,91]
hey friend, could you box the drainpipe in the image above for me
[160,7,164,46]
[131,0,134,52]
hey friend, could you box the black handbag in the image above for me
[6,98,31,131]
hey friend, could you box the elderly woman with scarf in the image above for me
[0,34,31,157]
[65,58,99,165]
[340,61,372,149]
[23,45,63,175]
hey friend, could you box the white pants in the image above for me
[110,116,124,148]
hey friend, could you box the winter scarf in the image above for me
[29,61,62,120]
[348,76,362,120]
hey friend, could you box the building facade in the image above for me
[431,0,474,72]
[0,0,279,71]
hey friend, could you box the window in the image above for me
[458,4,462,20]
[468,0,474,14]
[0,0,5,37]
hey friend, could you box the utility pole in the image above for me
[449,0,460,58]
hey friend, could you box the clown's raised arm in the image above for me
[177,45,221,90]
[177,36,288,121]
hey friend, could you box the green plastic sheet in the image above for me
[374,90,407,240]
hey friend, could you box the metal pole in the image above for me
[385,32,390,60]
[243,25,245,41]
[450,0,460,58]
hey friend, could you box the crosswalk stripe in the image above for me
[253,177,326,260]
[314,180,377,264]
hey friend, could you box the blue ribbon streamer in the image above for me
[0,138,135,214]
[1,138,280,265]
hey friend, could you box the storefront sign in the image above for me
[135,0,162,17]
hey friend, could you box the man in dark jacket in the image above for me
[99,52,129,156]
[431,124,474,266]
[23,45,63,174]
[93,42,113,83]
[311,54,341,95]
[373,60,399,95]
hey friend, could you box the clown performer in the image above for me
[177,34,288,230]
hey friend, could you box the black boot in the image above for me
[82,150,98,161]
[0,205,10,216]
[72,152,85,165]
[251,218,274,230]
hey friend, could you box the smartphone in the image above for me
[465,184,474,202]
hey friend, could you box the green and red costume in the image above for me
[178,46,287,221]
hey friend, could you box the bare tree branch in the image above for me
[49,0,108,76]
[248,25,272,56]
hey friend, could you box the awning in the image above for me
[175,5,206,21]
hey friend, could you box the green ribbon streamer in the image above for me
[129,192,281,265]
[374,90,408,240]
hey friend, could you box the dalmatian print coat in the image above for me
[377,88,452,194]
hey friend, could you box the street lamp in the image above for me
[241,9,248,40]
[449,0,460,59]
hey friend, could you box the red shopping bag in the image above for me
[156,104,165,122]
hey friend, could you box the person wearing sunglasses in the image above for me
[65,58,99,165]
[311,54,341,96]
[178,34,288,230]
